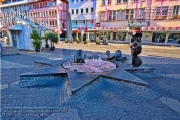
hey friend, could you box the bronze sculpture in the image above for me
[105,50,127,61]
[130,41,142,67]
[74,49,86,63]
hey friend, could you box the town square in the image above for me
[0,0,180,120]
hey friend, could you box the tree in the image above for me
[30,30,43,52]
[47,32,59,51]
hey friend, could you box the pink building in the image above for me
[141,0,180,45]
[95,0,180,46]
[28,0,68,35]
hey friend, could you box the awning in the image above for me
[9,25,23,31]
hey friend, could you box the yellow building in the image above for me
[95,0,149,43]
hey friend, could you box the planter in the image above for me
[77,42,80,44]
[50,47,55,51]
[65,41,69,43]
[96,43,100,45]
[84,42,88,44]
[35,48,40,52]
[45,44,49,48]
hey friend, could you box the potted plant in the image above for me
[76,38,80,44]
[84,39,88,44]
[96,39,100,45]
[47,32,58,51]
[70,39,74,43]
[65,39,69,43]
[30,30,43,52]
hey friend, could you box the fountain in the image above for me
[62,49,117,73]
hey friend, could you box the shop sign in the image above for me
[142,26,180,31]
[95,23,101,27]
[162,27,165,30]
[93,27,129,30]
[168,27,173,30]
[175,26,180,30]
[78,27,88,30]
[132,28,140,33]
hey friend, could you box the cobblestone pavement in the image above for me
[1,43,180,119]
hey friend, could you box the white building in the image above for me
[69,0,96,42]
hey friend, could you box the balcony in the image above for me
[154,16,167,20]
[172,15,180,19]
[72,23,94,29]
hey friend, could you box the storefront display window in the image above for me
[113,32,126,41]
[152,33,166,43]
[168,33,180,44]
[99,32,110,40]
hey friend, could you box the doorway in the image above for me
[11,31,17,47]
[132,32,142,43]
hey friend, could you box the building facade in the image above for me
[69,0,96,41]
[141,0,180,45]
[95,0,180,45]
[95,0,150,43]
[0,0,68,50]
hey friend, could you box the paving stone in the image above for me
[1,47,180,119]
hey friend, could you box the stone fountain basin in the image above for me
[62,59,117,73]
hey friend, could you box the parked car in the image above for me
[177,39,180,44]
[168,39,175,43]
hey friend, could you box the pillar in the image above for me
[8,30,13,46]
[87,32,89,40]
[165,32,169,44]
[110,31,113,41]
[76,32,78,39]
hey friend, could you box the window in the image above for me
[91,7,94,13]
[125,10,129,19]
[81,8,83,14]
[102,0,105,5]
[71,9,74,14]
[168,33,180,44]
[162,7,168,16]
[108,0,111,4]
[99,32,110,40]
[139,9,145,19]
[173,6,179,15]
[130,9,134,19]
[156,7,161,16]
[156,7,168,16]
[116,10,120,20]
[108,11,112,20]
[76,9,78,14]
[113,32,126,41]
[81,0,83,1]
[112,11,116,20]
[132,0,137,2]
[86,8,88,13]
[121,10,125,20]
[123,0,127,2]
[152,33,166,43]
[117,0,121,3]
[100,12,105,21]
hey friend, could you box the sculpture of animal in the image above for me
[74,49,86,63]
[105,50,127,61]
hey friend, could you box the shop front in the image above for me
[94,27,129,43]
[141,26,180,45]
